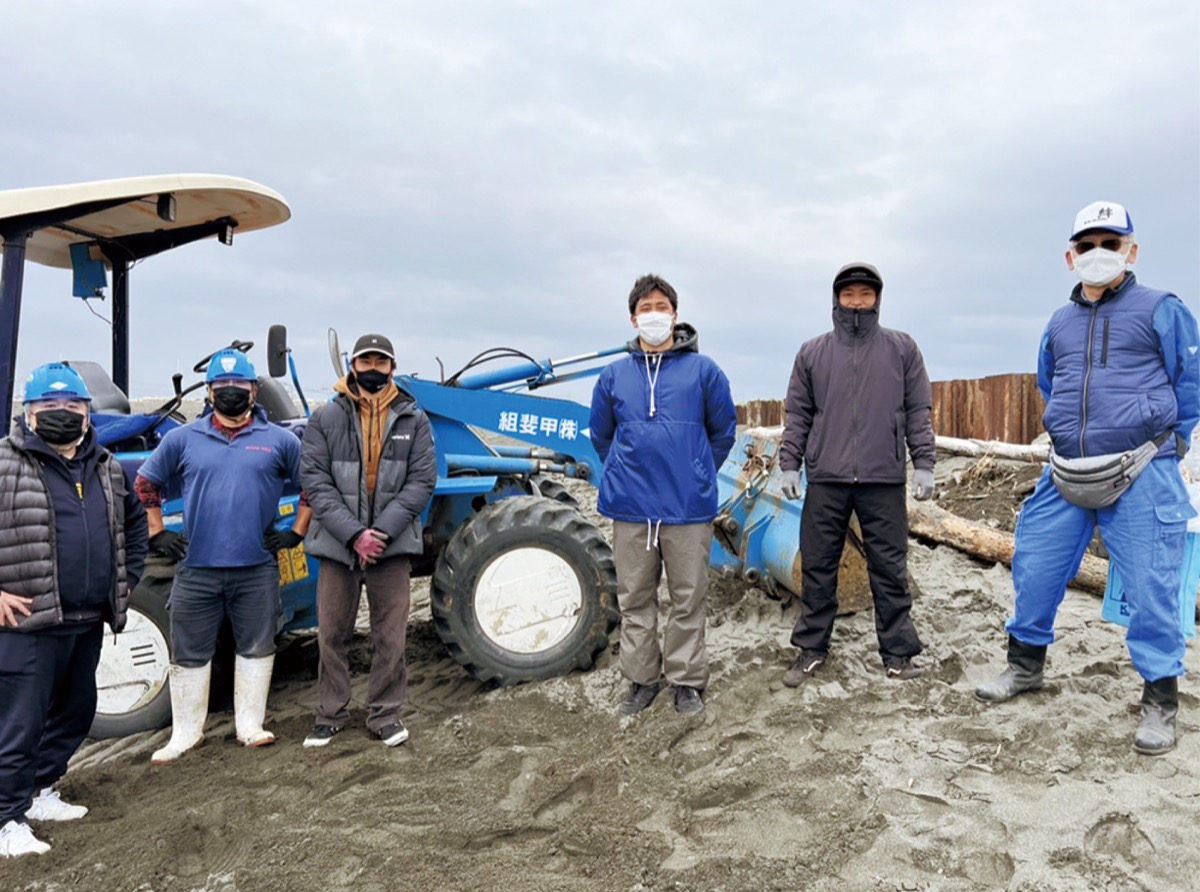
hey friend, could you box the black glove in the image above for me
[149,530,188,562]
[263,527,304,555]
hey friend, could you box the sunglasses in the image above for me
[1072,237,1127,254]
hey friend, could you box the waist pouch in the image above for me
[1049,431,1170,509]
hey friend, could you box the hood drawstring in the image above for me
[643,353,663,418]
[644,519,661,552]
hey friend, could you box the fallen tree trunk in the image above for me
[907,498,1107,595]
[935,435,1049,463]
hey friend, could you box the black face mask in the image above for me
[212,386,253,417]
[354,370,391,394]
[34,409,87,446]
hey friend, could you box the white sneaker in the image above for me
[26,787,88,821]
[0,820,51,857]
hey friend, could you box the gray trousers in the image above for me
[612,521,711,690]
[315,556,411,732]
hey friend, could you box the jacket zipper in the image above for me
[1079,304,1099,456]
[1100,319,1110,368]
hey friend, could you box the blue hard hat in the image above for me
[206,349,257,383]
[22,362,92,403]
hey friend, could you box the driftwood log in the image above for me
[907,498,1107,595]
[935,435,1049,463]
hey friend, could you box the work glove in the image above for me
[911,468,935,501]
[351,528,388,566]
[149,530,188,562]
[263,527,304,555]
[780,470,802,500]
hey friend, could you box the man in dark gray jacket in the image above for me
[0,363,147,858]
[778,263,936,687]
[300,334,437,748]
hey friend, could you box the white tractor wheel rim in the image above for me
[94,607,171,715]
[474,546,584,654]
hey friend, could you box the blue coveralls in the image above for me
[1008,274,1200,681]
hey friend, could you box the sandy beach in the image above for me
[5,427,1200,891]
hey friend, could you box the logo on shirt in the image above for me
[391,434,411,441]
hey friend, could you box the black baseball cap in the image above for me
[350,333,395,361]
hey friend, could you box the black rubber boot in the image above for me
[1133,676,1178,756]
[974,635,1046,702]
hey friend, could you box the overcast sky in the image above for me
[2,1,1197,405]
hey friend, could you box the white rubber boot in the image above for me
[151,663,211,765]
[234,654,276,747]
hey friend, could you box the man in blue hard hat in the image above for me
[135,348,307,764]
[0,363,148,858]
[976,202,1200,755]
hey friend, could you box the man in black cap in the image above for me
[300,334,437,748]
[777,263,936,686]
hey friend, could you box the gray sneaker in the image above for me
[674,685,705,716]
[617,682,661,716]
[783,651,826,688]
[884,658,924,680]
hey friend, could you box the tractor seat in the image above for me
[65,360,131,414]
[256,376,299,422]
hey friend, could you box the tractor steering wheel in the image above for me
[142,340,257,429]
[193,339,255,375]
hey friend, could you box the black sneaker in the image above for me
[617,682,661,716]
[674,685,705,716]
[303,725,341,748]
[884,658,924,680]
[783,651,826,688]
[377,721,409,747]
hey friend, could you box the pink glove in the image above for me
[352,529,388,566]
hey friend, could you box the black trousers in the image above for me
[790,482,923,662]
[0,623,103,824]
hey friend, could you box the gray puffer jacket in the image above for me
[301,388,437,566]
[780,282,935,484]
[0,425,140,633]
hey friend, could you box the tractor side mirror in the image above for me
[267,325,288,378]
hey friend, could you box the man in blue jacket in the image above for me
[0,363,147,858]
[590,274,737,717]
[976,202,1200,755]
[136,349,306,763]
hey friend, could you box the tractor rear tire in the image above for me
[530,475,579,507]
[431,496,618,685]
[89,561,174,739]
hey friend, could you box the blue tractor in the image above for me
[0,174,624,739]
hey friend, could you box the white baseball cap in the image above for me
[1070,201,1134,240]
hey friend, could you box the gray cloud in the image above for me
[2,0,1196,406]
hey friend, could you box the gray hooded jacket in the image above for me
[779,266,935,484]
[301,387,437,566]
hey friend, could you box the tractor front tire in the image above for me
[431,496,618,685]
[89,561,174,739]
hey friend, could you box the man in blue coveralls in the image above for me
[976,201,1200,755]
[136,349,306,763]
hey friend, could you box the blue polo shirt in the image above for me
[139,411,302,567]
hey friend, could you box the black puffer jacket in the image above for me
[301,387,437,566]
[0,423,148,633]
[779,275,935,484]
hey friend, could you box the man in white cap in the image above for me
[976,202,1200,755]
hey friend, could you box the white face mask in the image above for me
[635,312,674,347]
[1072,246,1130,287]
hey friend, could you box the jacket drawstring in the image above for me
[643,353,662,418]
[644,518,661,552]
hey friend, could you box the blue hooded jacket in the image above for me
[589,324,737,524]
